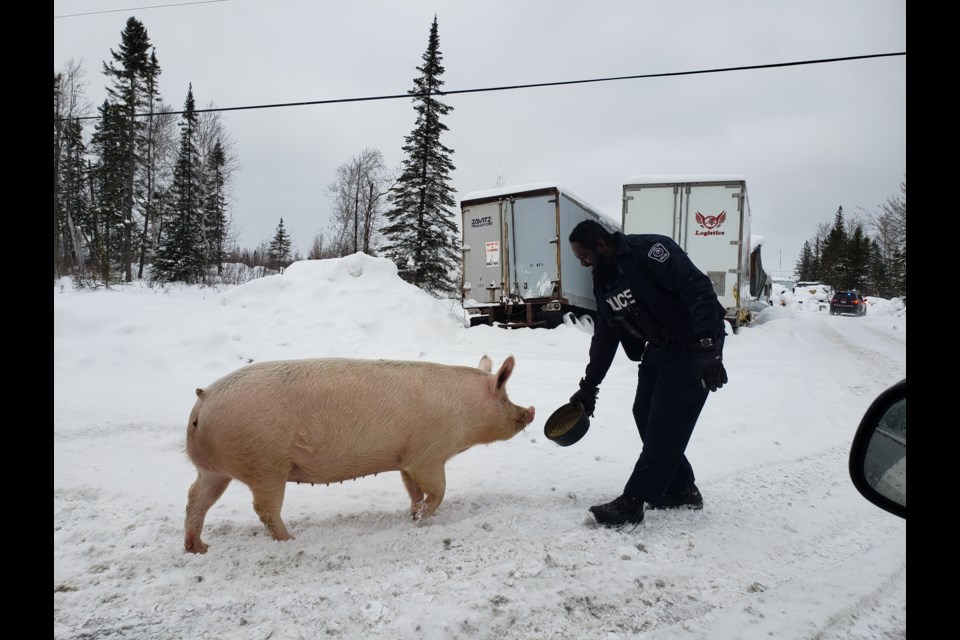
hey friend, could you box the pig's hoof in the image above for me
[185,540,208,554]
[184,532,208,554]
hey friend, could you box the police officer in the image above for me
[568,220,728,528]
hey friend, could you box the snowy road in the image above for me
[53,266,906,640]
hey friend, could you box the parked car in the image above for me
[849,379,906,518]
[830,290,867,316]
[793,282,832,311]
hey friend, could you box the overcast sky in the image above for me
[53,0,906,276]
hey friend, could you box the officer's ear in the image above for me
[596,238,607,253]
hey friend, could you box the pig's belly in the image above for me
[285,436,409,485]
[286,461,401,485]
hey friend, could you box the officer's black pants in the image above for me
[623,342,709,501]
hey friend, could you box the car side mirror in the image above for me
[848,379,906,518]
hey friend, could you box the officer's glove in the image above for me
[570,378,599,417]
[693,349,728,392]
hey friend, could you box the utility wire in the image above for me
[59,52,905,122]
[54,0,229,19]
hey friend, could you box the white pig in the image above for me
[184,355,535,553]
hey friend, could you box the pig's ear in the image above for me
[478,355,493,373]
[494,355,516,391]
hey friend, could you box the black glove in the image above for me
[570,378,599,417]
[693,349,728,392]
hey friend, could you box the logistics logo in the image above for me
[694,210,727,236]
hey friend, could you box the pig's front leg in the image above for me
[407,465,446,520]
[401,470,425,517]
[248,479,293,541]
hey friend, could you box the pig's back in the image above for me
[190,358,487,479]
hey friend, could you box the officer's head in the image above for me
[569,220,617,276]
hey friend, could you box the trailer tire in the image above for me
[727,317,740,335]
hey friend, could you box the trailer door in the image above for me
[680,183,745,313]
[506,195,560,299]
[461,201,504,304]
[622,184,679,237]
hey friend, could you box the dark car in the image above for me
[830,290,867,316]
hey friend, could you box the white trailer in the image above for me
[460,183,618,328]
[621,175,758,332]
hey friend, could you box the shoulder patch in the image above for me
[647,243,670,262]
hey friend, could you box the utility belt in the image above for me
[608,309,669,361]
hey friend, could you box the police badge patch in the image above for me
[647,243,670,262]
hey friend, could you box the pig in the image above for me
[184,354,535,553]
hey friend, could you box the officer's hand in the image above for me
[693,350,728,392]
[570,378,599,416]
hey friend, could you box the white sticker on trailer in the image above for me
[485,241,500,266]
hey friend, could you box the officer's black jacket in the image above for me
[583,232,727,387]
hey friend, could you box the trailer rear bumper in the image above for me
[464,298,584,329]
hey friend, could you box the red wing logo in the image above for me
[695,210,727,230]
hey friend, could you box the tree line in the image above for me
[54,15,461,297]
[793,177,906,302]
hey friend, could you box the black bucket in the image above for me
[544,402,591,446]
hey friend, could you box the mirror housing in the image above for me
[849,379,906,518]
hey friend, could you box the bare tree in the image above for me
[54,59,93,279]
[860,177,905,266]
[325,148,392,256]
[138,100,178,278]
[195,104,240,270]
[196,104,240,193]
[307,233,330,259]
[864,176,906,297]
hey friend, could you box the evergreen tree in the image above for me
[204,141,228,275]
[819,206,848,290]
[137,47,166,279]
[795,241,814,281]
[846,223,870,292]
[60,117,90,275]
[268,218,292,269]
[891,246,906,302]
[90,99,133,284]
[153,85,205,283]
[795,177,905,301]
[867,239,888,298]
[102,16,154,282]
[381,16,459,296]
[195,107,238,267]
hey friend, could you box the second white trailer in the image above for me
[621,175,753,332]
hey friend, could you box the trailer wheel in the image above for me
[726,317,740,335]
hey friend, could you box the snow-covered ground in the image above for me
[54,254,906,640]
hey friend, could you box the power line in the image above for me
[59,52,905,122]
[54,0,230,19]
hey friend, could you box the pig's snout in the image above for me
[517,406,535,427]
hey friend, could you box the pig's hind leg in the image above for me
[184,471,232,554]
[248,478,294,541]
